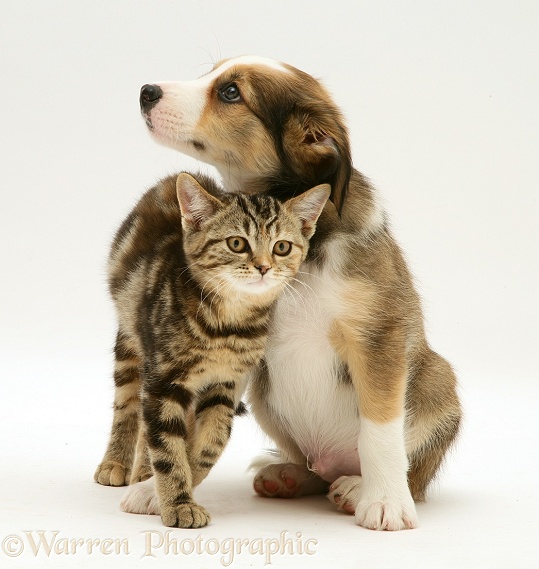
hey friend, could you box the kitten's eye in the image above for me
[273,240,292,256]
[227,236,248,253]
[218,82,241,103]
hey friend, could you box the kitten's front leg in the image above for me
[189,380,243,487]
[142,378,210,529]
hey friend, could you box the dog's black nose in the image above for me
[140,84,163,111]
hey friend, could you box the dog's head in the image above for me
[140,56,351,212]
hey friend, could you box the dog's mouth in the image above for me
[142,113,154,131]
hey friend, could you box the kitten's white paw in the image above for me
[327,475,362,515]
[120,477,161,515]
[355,491,418,531]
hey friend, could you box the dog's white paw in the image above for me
[355,492,418,531]
[327,475,362,515]
[120,477,161,515]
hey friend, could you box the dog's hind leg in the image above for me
[405,348,462,501]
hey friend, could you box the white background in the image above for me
[1,1,538,567]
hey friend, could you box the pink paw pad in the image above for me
[253,471,300,498]
[263,480,280,493]
[283,477,296,489]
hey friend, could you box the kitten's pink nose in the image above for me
[256,264,271,276]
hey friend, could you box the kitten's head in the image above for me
[176,172,329,302]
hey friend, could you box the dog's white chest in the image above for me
[264,259,361,473]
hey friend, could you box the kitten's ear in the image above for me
[285,184,331,238]
[176,173,223,230]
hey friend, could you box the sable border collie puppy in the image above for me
[96,56,461,531]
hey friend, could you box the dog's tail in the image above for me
[247,449,282,472]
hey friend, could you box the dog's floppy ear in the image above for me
[282,111,352,215]
[247,66,352,211]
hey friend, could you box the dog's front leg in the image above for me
[329,320,418,531]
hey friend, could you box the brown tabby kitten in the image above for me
[95,172,329,528]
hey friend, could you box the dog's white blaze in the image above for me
[210,55,291,78]
[158,55,290,114]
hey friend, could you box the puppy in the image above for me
[96,56,461,531]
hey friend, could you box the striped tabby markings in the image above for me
[190,383,238,486]
[94,333,141,486]
[142,385,203,527]
[142,376,241,528]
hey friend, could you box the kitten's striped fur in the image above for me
[95,172,329,528]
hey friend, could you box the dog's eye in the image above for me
[227,236,248,253]
[218,83,241,103]
[273,241,292,256]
